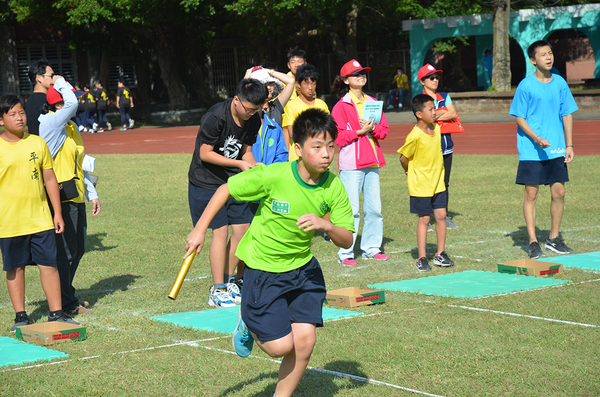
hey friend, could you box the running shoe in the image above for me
[48,310,80,325]
[545,236,573,254]
[362,253,389,261]
[208,286,236,308]
[10,312,33,333]
[528,241,544,259]
[433,251,455,267]
[129,119,135,129]
[416,257,432,272]
[338,258,358,266]
[232,310,254,357]
[446,217,459,229]
[226,282,242,304]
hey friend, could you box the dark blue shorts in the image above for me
[188,182,254,228]
[0,230,58,271]
[241,257,326,342]
[410,191,447,215]
[516,157,569,185]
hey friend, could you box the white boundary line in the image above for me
[449,305,600,328]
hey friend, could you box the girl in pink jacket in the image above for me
[331,59,389,266]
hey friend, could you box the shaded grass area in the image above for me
[1,154,599,396]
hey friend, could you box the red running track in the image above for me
[81,121,599,156]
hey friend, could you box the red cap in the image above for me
[340,59,371,77]
[46,84,81,105]
[418,64,443,81]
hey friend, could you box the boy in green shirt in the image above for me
[184,108,354,397]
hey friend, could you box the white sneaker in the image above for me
[398,103,403,109]
[129,119,135,129]
[208,286,236,308]
[107,122,112,131]
[78,125,84,132]
[92,123,98,130]
[386,104,394,110]
[226,282,242,304]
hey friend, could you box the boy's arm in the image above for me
[42,168,65,234]
[240,143,259,167]
[271,70,296,108]
[516,117,550,149]
[184,184,232,258]
[399,154,409,174]
[296,214,353,249]
[563,113,574,163]
[199,143,257,172]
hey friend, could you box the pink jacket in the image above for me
[332,93,389,170]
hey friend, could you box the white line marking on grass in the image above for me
[200,345,446,397]
[449,305,600,328]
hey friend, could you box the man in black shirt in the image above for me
[188,78,267,308]
[25,60,54,136]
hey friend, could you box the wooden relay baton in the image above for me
[168,250,197,300]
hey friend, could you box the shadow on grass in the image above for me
[28,274,141,321]
[410,243,442,259]
[218,360,368,396]
[506,226,549,255]
[87,232,117,253]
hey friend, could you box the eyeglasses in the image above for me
[427,75,440,81]
[349,72,367,78]
[41,73,54,78]
[237,97,260,115]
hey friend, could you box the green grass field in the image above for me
[1,153,599,396]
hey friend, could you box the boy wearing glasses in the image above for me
[418,64,460,231]
[26,59,54,136]
[282,64,330,161]
[188,78,267,308]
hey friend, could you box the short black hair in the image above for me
[27,59,52,86]
[411,94,435,120]
[528,40,553,59]
[287,47,306,63]
[295,63,319,83]
[262,61,278,71]
[235,78,268,106]
[0,94,25,116]
[292,108,337,147]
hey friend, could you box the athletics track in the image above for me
[80,115,599,156]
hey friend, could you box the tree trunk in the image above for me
[345,1,359,60]
[154,27,190,110]
[0,25,20,93]
[492,0,511,92]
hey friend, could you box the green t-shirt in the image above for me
[228,161,354,273]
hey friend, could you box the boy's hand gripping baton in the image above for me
[168,250,196,300]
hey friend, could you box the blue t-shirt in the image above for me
[509,73,578,161]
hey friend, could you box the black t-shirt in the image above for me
[95,88,108,110]
[188,98,260,190]
[117,86,131,107]
[265,98,284,126]
[83,92,96,113]
[25,92,47,136]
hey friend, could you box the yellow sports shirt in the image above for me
[398,124,445,197]
[0,133,55,238]
[282,97,330,161]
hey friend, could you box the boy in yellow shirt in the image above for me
[398,94,455,272]
[0,94,79,331]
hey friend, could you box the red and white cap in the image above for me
[417,64,443,81]
[340,59,371,77]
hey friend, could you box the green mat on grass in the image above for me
[151,306,364,334]
[0,336,68,368]
[536,251,600,271]
[368,270,571,298]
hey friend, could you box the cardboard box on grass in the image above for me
[325,287,385,308]
[16,322,86,345]
[498,259,563,278]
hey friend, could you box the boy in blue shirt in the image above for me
[509,40,578,259]
[184,109,354,397]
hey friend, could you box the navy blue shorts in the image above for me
[410,191,447,215]
[516,157,569,185]
[241,257,326,342]
[0,230,58,271]
[188,182,254,228]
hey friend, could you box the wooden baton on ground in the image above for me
[168,250,196,300]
